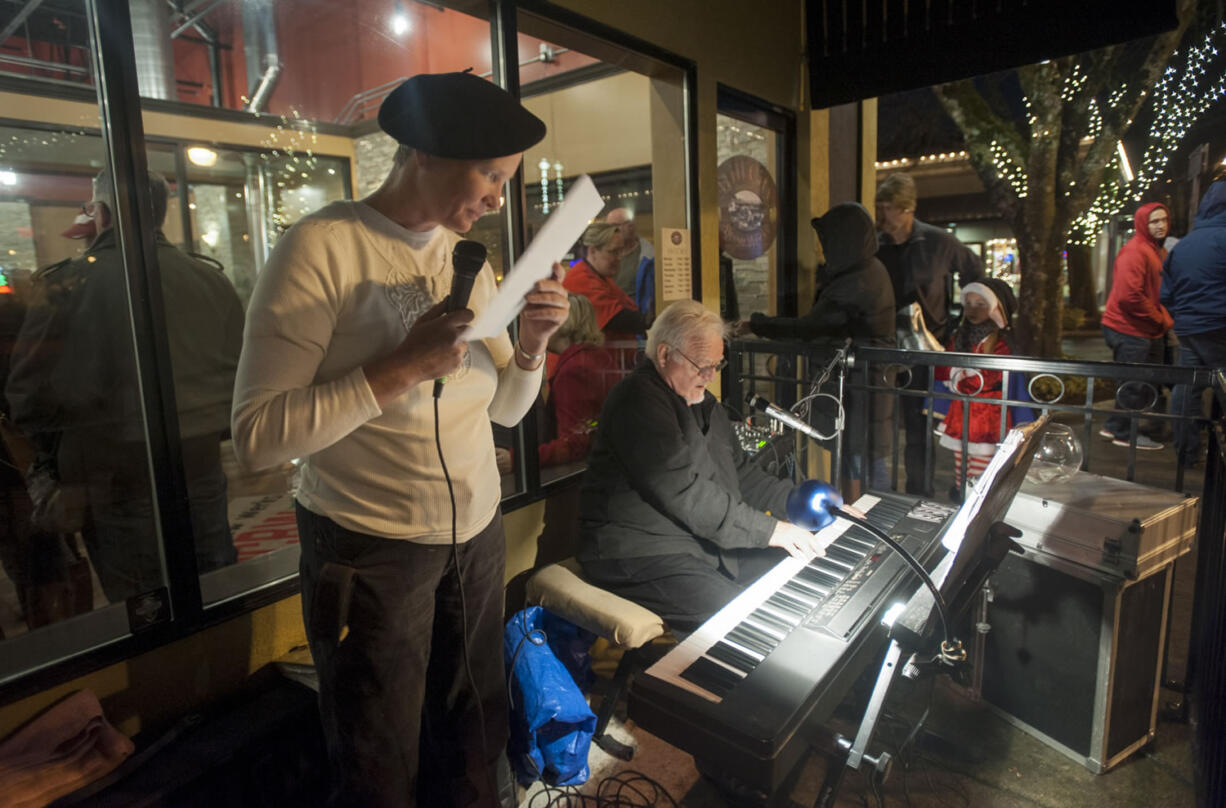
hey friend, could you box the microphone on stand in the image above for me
[746,393,824,442]
[433,240,487,399]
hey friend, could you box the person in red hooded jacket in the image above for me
[1099,202,1172,450]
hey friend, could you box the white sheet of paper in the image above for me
[466,173,604,340]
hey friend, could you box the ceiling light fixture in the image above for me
[391,1,410,35]
[187,146,218,167]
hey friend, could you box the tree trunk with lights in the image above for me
[933,2,1194,357]
[1066,244,1098,326]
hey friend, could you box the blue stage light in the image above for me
[785,480,844,531]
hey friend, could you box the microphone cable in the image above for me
[434,389,498,804]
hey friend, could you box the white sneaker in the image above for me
[1098,428,1117,440]
[1113,435,1164,451]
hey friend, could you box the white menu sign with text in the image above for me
[659,227,692,301]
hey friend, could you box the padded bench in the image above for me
[526,557,668,760]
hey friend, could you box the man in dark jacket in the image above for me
[875,173,984,495]
[6,170,244,602]
[1162,180,1226,465]
[745,202,896,494]
[577,299,832,633]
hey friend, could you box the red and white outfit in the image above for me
[935,282,1016,486]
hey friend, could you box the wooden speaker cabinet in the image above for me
[981,548,1177,773]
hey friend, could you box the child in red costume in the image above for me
[935,277,1018,495]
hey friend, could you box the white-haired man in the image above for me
[577,299,833,633]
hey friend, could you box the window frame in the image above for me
[0,0,699,703]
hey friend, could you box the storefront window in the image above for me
[0,0,697,688]
[145,0,520,604]
[516,11,692,485]
[0,8,170,680]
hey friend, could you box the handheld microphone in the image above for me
[746,393,824,442]
[433,240,487,398]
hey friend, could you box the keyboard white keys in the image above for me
[644,495,883,703]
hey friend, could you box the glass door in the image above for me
[716,86,796,322]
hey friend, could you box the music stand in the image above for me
[892,413,1051,649]
[813,414,1051,808]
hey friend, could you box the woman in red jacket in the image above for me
[1100,202,1172,450]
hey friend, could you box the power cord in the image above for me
[434,392,497,804]
[523,770,680,807]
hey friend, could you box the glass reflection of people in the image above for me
[0,266,67,632]
[538,295,625,467]
[576,300,833,634]
[230,73,568,808]
[5,170,243,604]
[742,202,896,498]
[606,207,654,300]
[562,221,648,372]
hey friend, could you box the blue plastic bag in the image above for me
[504,606,597,786]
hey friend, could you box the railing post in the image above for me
[1189,390,1226,807]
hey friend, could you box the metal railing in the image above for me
[727,339,1221,495]
[728,338,1226,807]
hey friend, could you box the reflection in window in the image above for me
[509,18,689,485]
[0,117,168,674]
[184,146,347,305]
[717,115,781,320]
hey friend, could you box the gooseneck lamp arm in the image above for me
[785,481,958,659]
[829,507,954,654]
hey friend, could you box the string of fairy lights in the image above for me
[1070,21,1226,245]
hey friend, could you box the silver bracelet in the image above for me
[517,343,545,366]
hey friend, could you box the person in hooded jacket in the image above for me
[743,202,896,494]
[1162,179,1226,465]
[1100,201,1173,450]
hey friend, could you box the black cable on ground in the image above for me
[523,770,680,807]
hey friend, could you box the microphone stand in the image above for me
[794,339,852,482]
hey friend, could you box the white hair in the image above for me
[646,299,729,366]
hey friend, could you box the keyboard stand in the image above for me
[811,521,1024,808]
[812,637,903,808]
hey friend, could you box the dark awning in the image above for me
[807,0,1180,108]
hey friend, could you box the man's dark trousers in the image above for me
[298,503,508,808]
[1172,327,1226,463]
[901,366,935,496]
[582,547,787,635]
[1102,325,1166,439]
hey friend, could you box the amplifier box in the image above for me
[1002,471,1198,580]
[980,547,1184,773]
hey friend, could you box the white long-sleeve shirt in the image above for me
[232,200,540,542]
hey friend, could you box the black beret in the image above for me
[378,72,547,160]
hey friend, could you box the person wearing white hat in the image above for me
[934,278,1024,499]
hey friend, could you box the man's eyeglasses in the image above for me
[670,345,727,376]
